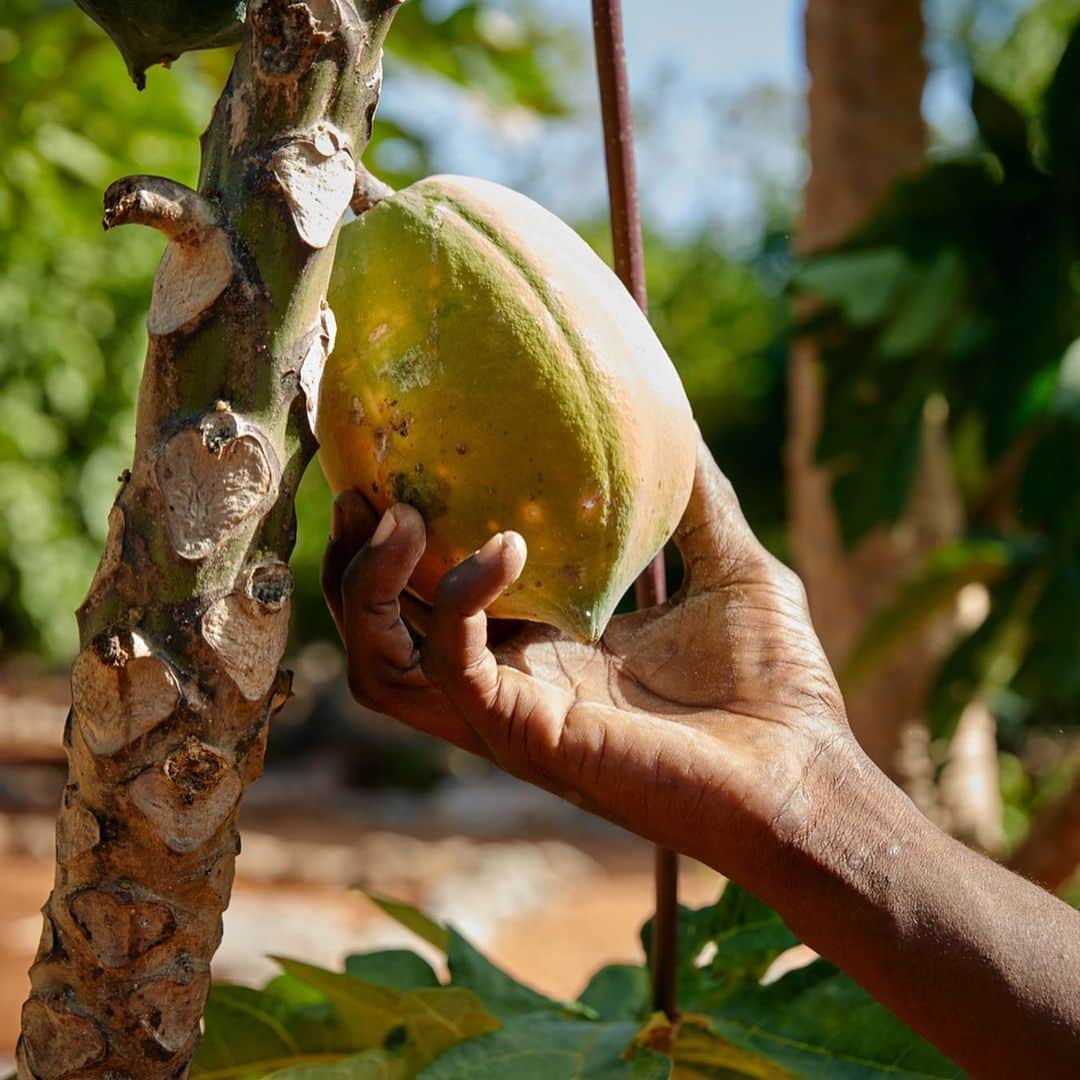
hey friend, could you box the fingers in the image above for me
[672,438,777,597]
[322,489,380,636]
[340,504,428,689]
[421,532,527,715]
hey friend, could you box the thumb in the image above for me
[672,439,772,597]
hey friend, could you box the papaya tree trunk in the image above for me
[789,0,990,823]
[19,2,400,1074]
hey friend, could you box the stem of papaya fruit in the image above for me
[591,0,680,1021]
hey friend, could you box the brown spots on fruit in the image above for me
[561,563,583,584]
[349,395,365,425]
[534,580,544,589]
[521,501,543,524]
[374,428,391,462]
[390,413,414,438]
[456,442,467,455]
[369,322,390,343]
[415,462,425,475]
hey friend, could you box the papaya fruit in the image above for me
[316,175,696,642]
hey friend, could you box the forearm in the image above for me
[739,739,1080,1078]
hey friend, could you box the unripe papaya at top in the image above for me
[316,175,696,642]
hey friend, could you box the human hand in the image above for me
[321,440,853,876]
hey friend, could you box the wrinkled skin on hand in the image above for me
[322,438,850,874]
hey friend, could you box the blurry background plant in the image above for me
[0,0,1075,909]
[794,0,1080,893]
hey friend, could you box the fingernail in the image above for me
[371,507,397,546]
[474,532,506,563]
[502,531,526,561]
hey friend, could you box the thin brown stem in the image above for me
[591,0,679,1019]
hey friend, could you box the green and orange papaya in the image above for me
[316,175,696,642]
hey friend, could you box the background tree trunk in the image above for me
[18,2,400,1074]
[789,0,1000,837]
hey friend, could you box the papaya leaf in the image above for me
[345,951,441,992]
[358,889,573,1019]
[418,1017,672,1079]
[842,539,1025,688]
[191,983,355,1077]
[275,958,500,1071]
[702,883,800,981]
[446,928,568,1019]
[665,1015,796,1079]
[641,882,799,1013]
[265,1051,407,1080]
[577,964,652,1023]
[361,891,451,953]
[701,962,962,1079]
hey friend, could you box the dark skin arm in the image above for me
[322,440,1080,1078]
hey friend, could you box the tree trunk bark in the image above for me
[18,2,400,1075]
[790,0,983,817]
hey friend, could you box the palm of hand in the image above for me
[324,441,847,863]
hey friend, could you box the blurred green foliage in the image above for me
[0,0,788,663]
[797,2,1080,749]
[0,0,225,661]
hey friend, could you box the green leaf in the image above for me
[577,965,651,1022]
[843,539,1025,687]
[641,882,799,1012]
[1045,21,1080,178]
[446,928,564,1019]
[345,951,441,992]
[703,962,962,1079]
[877,250,966,358]
[704,883,801,980]
[276,958,500,1070]
[358,891,571,1019]
[362,891,451,954]
[418,1017,672,1079]
[794,250,911,327]
[666,1015,796,1079]
[265,1051,407,1080]
[192,983,354,1077]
